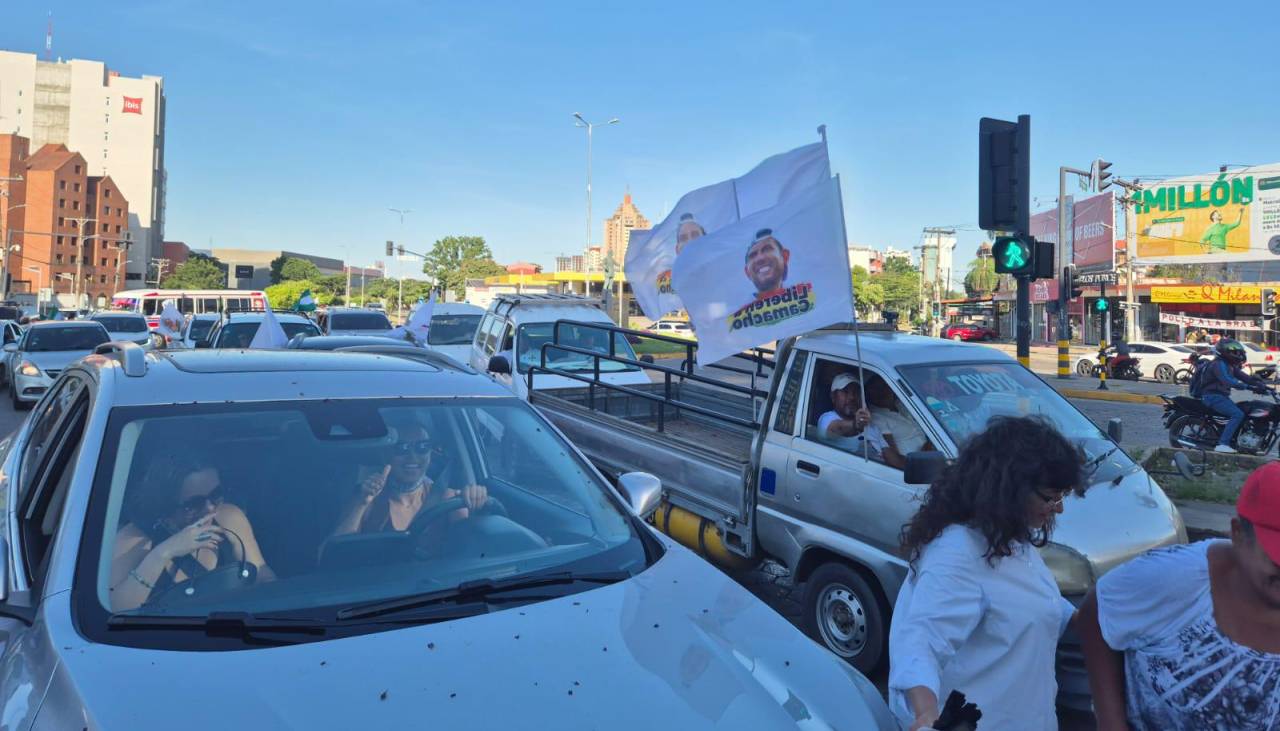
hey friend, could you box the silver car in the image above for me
[2,320,110,410]
[318,307,394,337]
[88,313,152,346]
[0,345,896,730]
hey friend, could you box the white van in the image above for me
[423,302,485,363]
[469,294,653,399]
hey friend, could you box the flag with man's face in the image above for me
[156,300,184,338]
[626,141,830,320]
[672,176,852,365]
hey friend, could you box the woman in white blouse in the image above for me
[888,416,1084,731]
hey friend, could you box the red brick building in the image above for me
[0,134,131,307]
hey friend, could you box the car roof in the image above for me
[325,308,389,315]
[501,304,613,327]
[797,329,1012,368]
[289,335,406,350]
[27,320,108,329]
[190,312,221,320]
[223,312,314,323]
[433,303,484,315]
[77,349,511,407]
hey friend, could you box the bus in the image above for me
[110,289,267,329]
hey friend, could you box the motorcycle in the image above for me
[1108,356,1142,380]
[1163,388,1280,455]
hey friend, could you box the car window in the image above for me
[76,398,645,649]
[772,349,809,435]
[23,326,110,352]
[802,357,930,469]
[481,316,504,356]
[330,313,391,331]
[515,323,639,374]
[3,324,15,344]
[428,314,482,346]
[186,318,215,342]
[214,321,321,348]
[20,377,86,506]
[92,315,148,332]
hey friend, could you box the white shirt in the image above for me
[871,406,928,454]
[817,409,888,455]
[888,524,1074,731]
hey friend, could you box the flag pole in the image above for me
[832,166,868,462]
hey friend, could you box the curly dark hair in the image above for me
[900,415,1085,569]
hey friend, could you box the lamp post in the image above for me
[67,217,97,310]
[23,265,43,312]
[572,113,619,263]
[388,208,412,320]
[1,201,26,300]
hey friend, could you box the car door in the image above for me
[778,354,936,558]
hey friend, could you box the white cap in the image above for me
[831,373,861,392]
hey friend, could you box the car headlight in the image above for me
[17,361,41,377]
[1039,542,1094,595]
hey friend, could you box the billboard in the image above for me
[1133,164,1280,264]
[1030,191,1115,273]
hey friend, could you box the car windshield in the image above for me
[1244,342,1266,352]
[330,313,391,331]
[23,325,110,352]
[187,319,215,341]
[428,314,482,346]
[93,315,148,332]
[1170,344,1195,353]
[215,321,320,348]
[899,361,1135,480]
[81,398,643,643]
[516,323,641,373]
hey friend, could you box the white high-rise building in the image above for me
[0,50,165,286]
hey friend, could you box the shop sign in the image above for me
[1149,284,1260,304]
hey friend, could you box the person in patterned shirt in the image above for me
[1077,461,1280,730]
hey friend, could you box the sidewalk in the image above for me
[1176,500,1234,539]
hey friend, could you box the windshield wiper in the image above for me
[336,570,632,621]
[1083,444,1121,475]
[108,611,333,644]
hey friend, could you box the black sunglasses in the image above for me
[1034,488,1068,508]
[178,487,224,515]
[392,439,437,456]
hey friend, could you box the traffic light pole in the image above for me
[1016,275,1031,367]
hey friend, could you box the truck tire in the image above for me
[802,562,886,675]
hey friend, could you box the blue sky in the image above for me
[4,0,1278,279]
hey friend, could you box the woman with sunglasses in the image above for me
[109,454,275,611]
[331,422,488,538]
[887,416,1085,731]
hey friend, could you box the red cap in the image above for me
[1238,461,1280,564]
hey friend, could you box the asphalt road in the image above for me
[0,392,28,441]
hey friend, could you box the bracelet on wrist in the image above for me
[129,569,155,590]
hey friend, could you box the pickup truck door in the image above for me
[775,355,929,560]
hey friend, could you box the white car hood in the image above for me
[47,547,892,730]
[20,350,94,373]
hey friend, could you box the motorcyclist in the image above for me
[1107,338,1136,375]
[1200,339,1270,453]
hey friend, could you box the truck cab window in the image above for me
[802,358,929,470]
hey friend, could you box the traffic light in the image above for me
[385,240,395,256]
[1095,298,1109,313]
[992,235,1036,276]
[396,244,406,257]
[1263,287,1277,317]
[978,115,1031,232]
[1065,267,1084,300]
[1034,240,1055,280]
[1091,158,1113,193]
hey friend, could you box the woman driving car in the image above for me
[109,454,275,611]
[330,420,489,538]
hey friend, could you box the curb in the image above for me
[1055,388,1166,405]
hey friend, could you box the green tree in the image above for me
[851,265,885,317]
[279,257,322,282]
[264,280,317,310]
[870,262,921,321]
[964,254,997,296]
[269,255,287,284]
[314,273,347,297]
[423,236,507,300]
[161,258,226,289]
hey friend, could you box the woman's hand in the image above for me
[156,515,224,562]
[444,484,489,520]
[357,465,392,504]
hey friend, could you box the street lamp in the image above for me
[572,113,620,265]
[23,265,43,311]
[1,202,26,300]
[388,208,413,319]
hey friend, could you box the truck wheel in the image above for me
[803,562,886,675]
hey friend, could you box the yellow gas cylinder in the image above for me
[650,502,757,571]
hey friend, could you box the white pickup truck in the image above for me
[530,321,1187,710]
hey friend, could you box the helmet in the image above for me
[1216,338,1247,364]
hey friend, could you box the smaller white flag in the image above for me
[405,292,436,345]
[156,300,184,338]
[249,297,290,349]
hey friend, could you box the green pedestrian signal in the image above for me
[1095,298,1109,312]
[992,235,1036,276]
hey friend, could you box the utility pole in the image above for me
[1114,179,1143,342]
[572,113,620,263]
[922,227,956,336]
[69,217,98,310]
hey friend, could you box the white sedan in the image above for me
[1073,341,1198,382]
[1242,341,1278,379]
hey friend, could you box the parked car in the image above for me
[203,312,321,348]
[88,312,152,346]
[647,318,695,340]
[0,344,897,730]
[180,312,221,349]
[422,302,485,363]
[2,320,110,409]
[0,319,22,387]
[317,307,394,336]
[532,321,1186,709]
[1242,341,1277,379]
[1072,341,1196,382]
[471,294,652,400]
[941,322,997,341]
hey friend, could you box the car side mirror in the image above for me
[1107,417,1123,443]
[640,354,655,364]
[616,472,662,518]
[487,355,511,375]
[904,451,947,485]
[2,343,16,353]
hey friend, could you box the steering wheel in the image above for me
[407,495,507,536]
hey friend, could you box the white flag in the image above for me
[626,141,831,320]
[156,300,184,338]
[248,297,290,349]
[672,176,851,366]
[405,291,436,344]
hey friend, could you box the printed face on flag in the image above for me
[672,177,850,365]
[626,141,830,322]
[157,300,184,337]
